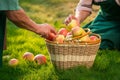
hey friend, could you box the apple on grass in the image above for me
[66,19,79,31]
[55,34,65,43]
[23,52,34,61]
[58,28,68,37]
[9,58,19,67]
[34,54,46,65]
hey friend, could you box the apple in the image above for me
[89,35,98,41]
[71,26,85,37]
[80,35,90,41]
[9,58,19,66]
[58,28,68,37]
[34,54,46,65]
[23,52,34,61]
[3,55,11,61]
[47,33,57,41]
[66,31,72,36]
[66,19,79,31]
[55,35,65,43]
[65,34,73,41]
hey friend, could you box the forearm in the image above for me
[75,10,91,23]
[6,9,38,33]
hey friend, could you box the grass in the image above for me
[1,0,120,80]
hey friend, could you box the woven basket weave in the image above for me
[46,33,101,69]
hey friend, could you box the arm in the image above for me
[6,9,57,40]
[6,9,38,33]
[75,10,91,24]
[75,0,92,23]
[64,0,92,25]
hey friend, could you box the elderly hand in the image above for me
[36,23,57,41]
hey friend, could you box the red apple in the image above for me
[89,36,98,41]
[47,33,57,41]
[23,52,34,61]
[9,58,19,66]
[58,28,68,37]
[34,54,46,65]
[55,35,65,43]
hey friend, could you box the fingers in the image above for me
[64,14,72,25]
[64,14,77,25]
[50,26,57,35]
[43,24,57,40]
[47,27,57,41]
[47,32,57,41]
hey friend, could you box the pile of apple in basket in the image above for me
[46,19,101,69]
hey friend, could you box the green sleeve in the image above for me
[0,0,21,10]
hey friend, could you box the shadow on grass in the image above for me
[0,64,29,80]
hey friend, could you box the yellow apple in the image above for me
[80,35,90,41]
[66,19,79,31]
[71,26,85,37]
[55,35,65,43]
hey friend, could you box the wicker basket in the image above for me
[46,31,101,69]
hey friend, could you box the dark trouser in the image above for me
[0,12,6,67]
[3,27,7,50]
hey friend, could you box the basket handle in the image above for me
[77,33,101,44]
[72,28,91,40]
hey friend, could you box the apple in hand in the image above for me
[66,19,79,31]
[23,52,34,61]
[47,33,57,41]
[58,28,68,37]
[89,35,98,41]
[34,54,46,65]
[55,35,65,43]
[9,58,19,66]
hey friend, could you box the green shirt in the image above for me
[0,0,21,10]
[83,0,120,50]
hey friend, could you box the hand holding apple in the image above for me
[47,33,57,41]
[66,19,79,31]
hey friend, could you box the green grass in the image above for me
[1,0,120,80]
